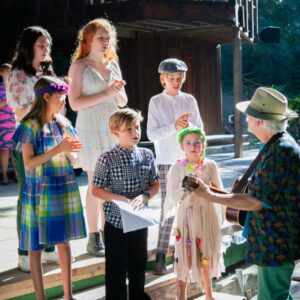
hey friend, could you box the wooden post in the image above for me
[233,30,243,158]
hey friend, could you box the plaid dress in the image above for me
[13,118,86,251]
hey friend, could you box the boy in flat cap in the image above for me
[147,58,204,274]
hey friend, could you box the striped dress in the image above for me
[0,83,15,149]
[13,118,86,251]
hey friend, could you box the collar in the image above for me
[163,89,183,100]
[116,144,137,153]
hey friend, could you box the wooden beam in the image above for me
[233,30,243,158]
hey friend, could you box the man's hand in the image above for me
[193,177,211,196]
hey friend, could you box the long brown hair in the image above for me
[23,76,69,128]
[11,26,54,76]
[71,18,118,62]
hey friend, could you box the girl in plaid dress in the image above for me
[13,76,86,300]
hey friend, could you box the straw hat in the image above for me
[236,87,298,121]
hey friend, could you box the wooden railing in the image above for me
[237,0,258,41]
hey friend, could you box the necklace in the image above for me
[177,158,204,177]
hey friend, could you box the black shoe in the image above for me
[153,253,167,275]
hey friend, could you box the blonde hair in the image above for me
[71,18,118,62]
[109,108,143,132]
[159,72,186,88]
[23,76,70,128]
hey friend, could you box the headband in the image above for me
[35,82,69,96]
[178,127,207,143]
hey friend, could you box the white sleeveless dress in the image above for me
[75,62,126,171]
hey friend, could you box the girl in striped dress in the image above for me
[13,76,86,300]
[0,63,15,184]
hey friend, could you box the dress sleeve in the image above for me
[163,163,185,220]
[12,120,36,152]
[13,121,35,145]
[6,69,35,110]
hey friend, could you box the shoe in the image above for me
[153,253,167,275]
[41,251,59,264]
[18,255,30,273]
[86,232,105,257]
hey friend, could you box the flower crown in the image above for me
[35,82,69,96]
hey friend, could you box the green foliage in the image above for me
[221,0,300,96]
[287,96,300,141]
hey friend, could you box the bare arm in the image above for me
[92,186,129,203]
[193,179,262,211]
[22,137,82,169]
[68,62,126,111]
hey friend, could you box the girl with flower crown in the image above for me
[163,127,224,300]
[13,76,86,300]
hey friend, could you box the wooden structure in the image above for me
[0,0,258,145]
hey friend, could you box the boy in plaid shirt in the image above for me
[92,108,160,300]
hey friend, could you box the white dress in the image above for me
[75,62,127,171]
[164,158,225,288]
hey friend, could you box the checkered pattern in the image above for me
[13,119,87,251]
[156,164,174,254]
[93,145,159,229]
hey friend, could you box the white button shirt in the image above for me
[147,90,204,165]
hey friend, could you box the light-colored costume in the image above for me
[164,158,224,287]
[75,62,127,171]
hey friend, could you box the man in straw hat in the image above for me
[192,87,300,300]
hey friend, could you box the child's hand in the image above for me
[115,196,130,204]
[130,195,147,210]
[62,76,72,85]
[59,137,83,153]
[175,112,193,130]
[105,80,126,97]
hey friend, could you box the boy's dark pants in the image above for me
[104,222,150,300]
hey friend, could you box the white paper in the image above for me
[113,200,160,233]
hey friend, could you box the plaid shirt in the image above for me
[93,144,159,229]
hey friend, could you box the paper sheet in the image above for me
[113,200,160,233]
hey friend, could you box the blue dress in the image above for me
[13,117,86,251]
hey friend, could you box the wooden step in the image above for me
[0,248,174,300]
[0,222,246,299]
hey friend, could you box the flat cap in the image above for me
[158,58,188,73]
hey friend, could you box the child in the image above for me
[13,76,87,300]
[163,127,224,300]
[92,108,160,300]
[68,18,128,257]
[7,26,58,272]
[0,63,15,185]
[147,58,204,274]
